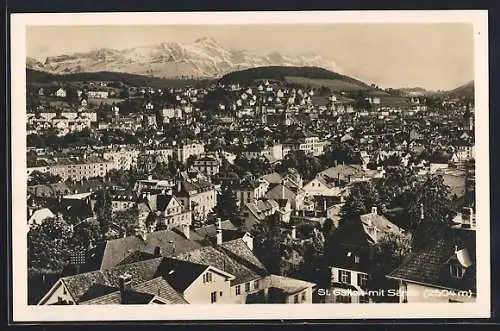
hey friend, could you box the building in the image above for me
[387,231,476,303]
[27,156,112,181]
[326,207,405,303]
[234,179,268,207]
[193,156,220,177]
[38,238,315,305]
[140,194,193,230]
[175,179,217,220]
[55,88,67,98]
[102,148,141,171]
[176,142,205,164]
[87,91,109,99]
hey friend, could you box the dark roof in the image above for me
[133,277,188,304]
[176,239,268,286]
[61,270,109,303]
[193,220,237,238]
[95,230,204,270]
[158,258,208,292]
[387,233,476,293]
[117,251,157,266]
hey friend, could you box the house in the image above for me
[387,232,476,303]
[176,142,205,164]
[174,179,217,220]
[39,238,314,305]
[87,228,205,271]
[234,179,268,207]
[193,156,220,177]
[302,174,343,197]
[264,183,305,210]
[55,88,67,98]
[27,208,56,229]
[87,91,109,99]
[326,207,405,303]
[138,193,193,231]
[317,164,364,184]
[240,199,280,231]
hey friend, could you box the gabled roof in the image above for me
[387,234,476,293]
[94,230,204,270]
[133,276,188,304]
[193,220,237,238]
[176,239,268,286]
[268,275,316,295]
[158,258,209,292]
[260,172,283,184]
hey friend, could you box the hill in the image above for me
[445,81,474,98]
[26,69,213,89]
[219,66,381,93]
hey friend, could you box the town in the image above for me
[26,66,476,305]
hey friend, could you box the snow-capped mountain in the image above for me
[26,37,341,78]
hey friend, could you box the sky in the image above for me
[26,24,474,90]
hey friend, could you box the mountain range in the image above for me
[26,37,341,79]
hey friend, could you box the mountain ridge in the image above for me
[26,38,342,79]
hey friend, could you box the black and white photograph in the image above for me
[10,11,490,321]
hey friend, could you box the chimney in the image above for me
[291,226,297,240]
[182,223,190,239]
[119,273,132,303]
[216,228,223,245]
[177,180,182,193]
[371,206,377,216]
[148,174,153,180]
[154,246,162,257]
[323,198,327,211]
[217,218,222,230]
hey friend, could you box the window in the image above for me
[254,280,259,290]
[450,264,464,279]
[219,291,223,297]
[294,294,299,304]
[210,291,217,303]
[245,282,250,292]
[339,270,351,284]
[301,291,306,302]
[337,295,352,303]
[235,285,241,295]
[359,295,370,303]
[357,274,368,288]
[203,272,213,283]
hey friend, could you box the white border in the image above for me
[11,10,490,321]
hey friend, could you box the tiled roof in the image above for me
[260,172,283,184]
[176,239,268,286]
[193,220,237,238]
[61,270,109,303]
[158,258,208,292]
[96,230,204,270]
[387,234,476,293]
[268,275,316,295]
[133,277,188,304]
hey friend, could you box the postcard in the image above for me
[10,10,490,321]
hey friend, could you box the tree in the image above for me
[214,185,240,224]
[93,189,113,237]
[71,218,101,249]
[322,218,335,237]
[371,232,412,277]
[340,181,382,224]
[27,171,62,186]
[368,231,412,302]
[251,213,284,275]
[406,174,455,250]
[376,167,418,209]
[114,207,140,236]
[28,218,74,272]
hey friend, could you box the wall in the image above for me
[401,282,476,303]
[39,281,75,305]
[183,269,232,304]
